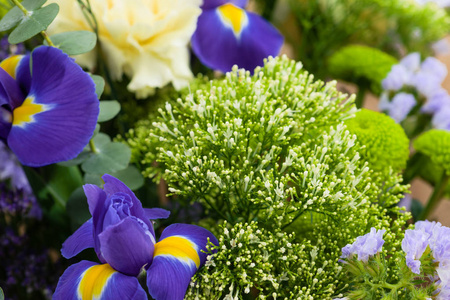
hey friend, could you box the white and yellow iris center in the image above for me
[78,264,116,300]
[217,3,248,38]
[153,236,200,268]
[12,96,46,127]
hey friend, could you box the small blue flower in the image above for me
[402,228,430,274]
[387,93,416,123]
[341,228,386,262]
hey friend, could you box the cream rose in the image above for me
[47,0,202,98]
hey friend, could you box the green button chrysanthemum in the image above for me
[345,109,409,173]
[414,129,450,176]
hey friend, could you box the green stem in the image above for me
[418,173,449,221]
[89,139,98,153]
[355,83,367,109]
[10,0,27,15]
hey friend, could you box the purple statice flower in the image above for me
[402,228,431,274]
[341,228,386,262]
[421,88,450,114]
[382,64,413,91]
[388,93,416,123]
[413,58,448,98]
[398,193,412,213]
[431,105,450,130]
[0,141,32,194]
[433,38,450,56]
[0,183,41,219]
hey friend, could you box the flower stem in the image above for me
[418,172,449,221]
[40,31,55,47]
[89,139,98,154]
[355,83,367,109]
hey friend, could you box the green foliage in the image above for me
[126,56,410,298]
[81,133,131,175]
[8,3,59,44]
[287,0,450,77]
[345,109,409,173]
[45,30,97,55]
[0,0,45,31]
[98,100,121,122]
[328,45,397,94]
[414,130,450,176]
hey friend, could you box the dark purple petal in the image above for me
[53,260,147,300]
[192,6,283,73]
[83,183,107,216]
[147,256,197,300]
[0,66,24,109]
[144,208,171,220]
[7,46,99,167]
[102,174,153,229]
[146,224,218,300]
[202,0,248,9]
[98,217,155,276]
[61,218,95,259]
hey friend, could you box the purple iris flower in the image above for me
[341,228,386,262]
[54,174,218,300]
[0,46,99,166]
[191,0,284,73]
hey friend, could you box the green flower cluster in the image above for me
[414,129,450,176]
[345,109,409,173]
[125,56,410,298]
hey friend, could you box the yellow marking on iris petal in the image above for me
[217,3,248,37]
[153,236,200,268]
[0,55,23,79]
[12,97,45,126]
[78,264,116,300]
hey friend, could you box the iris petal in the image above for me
[191,6,283,73]
[98,217,155,276]
[202,0,248,9]
[83,183,107,216]
[53,260,147,300]
[61,218,95,259]
[146,224,218,300]
[144,208,171,220]
[7,46,99,167]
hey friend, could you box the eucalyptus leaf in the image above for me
[110,165,144,190]
[90,74,105,98]
[81,134,131,174]
[8,3,59,44]
[47,30,97,55]
[98,100,121,122]
[46,165,83,206]
[0,0,46,31]
[0,286,4,300]
[0,7,23,31]
[57,150,90,167]
[66,187,90,229]
[84,173,103,186]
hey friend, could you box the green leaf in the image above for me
[0,0,45,32]
[0,7,24,31]
[8,3,59,44]
[66,186,90,229]
[81,133,131,174]
[46,30,97,55]
[110,165,144,190]
[84,173,103,186]
[90,74,105,98]
[98,100,121,122]
[0,286,4,300]
[46,165,83,207]
[57,150,90,167]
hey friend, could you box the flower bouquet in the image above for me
[1,0,450,299]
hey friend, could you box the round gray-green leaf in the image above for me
[110,165,144,190]
[0,0,46,31]
[0,286,4,300]
[8,3,59,44]
[90,74,105,98]
[98,100,121,122]
[47,30,97,55]
[82,140,131,174]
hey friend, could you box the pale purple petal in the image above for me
[388,93,416,123]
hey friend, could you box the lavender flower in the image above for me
[341,228,386,262]
[421,88,450,114]
[388,93,416,123]
[432,38,450,56]
[402,228,431,274]
[432,105,450,130]
[381,64,412,91]
[413,57,448,98]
